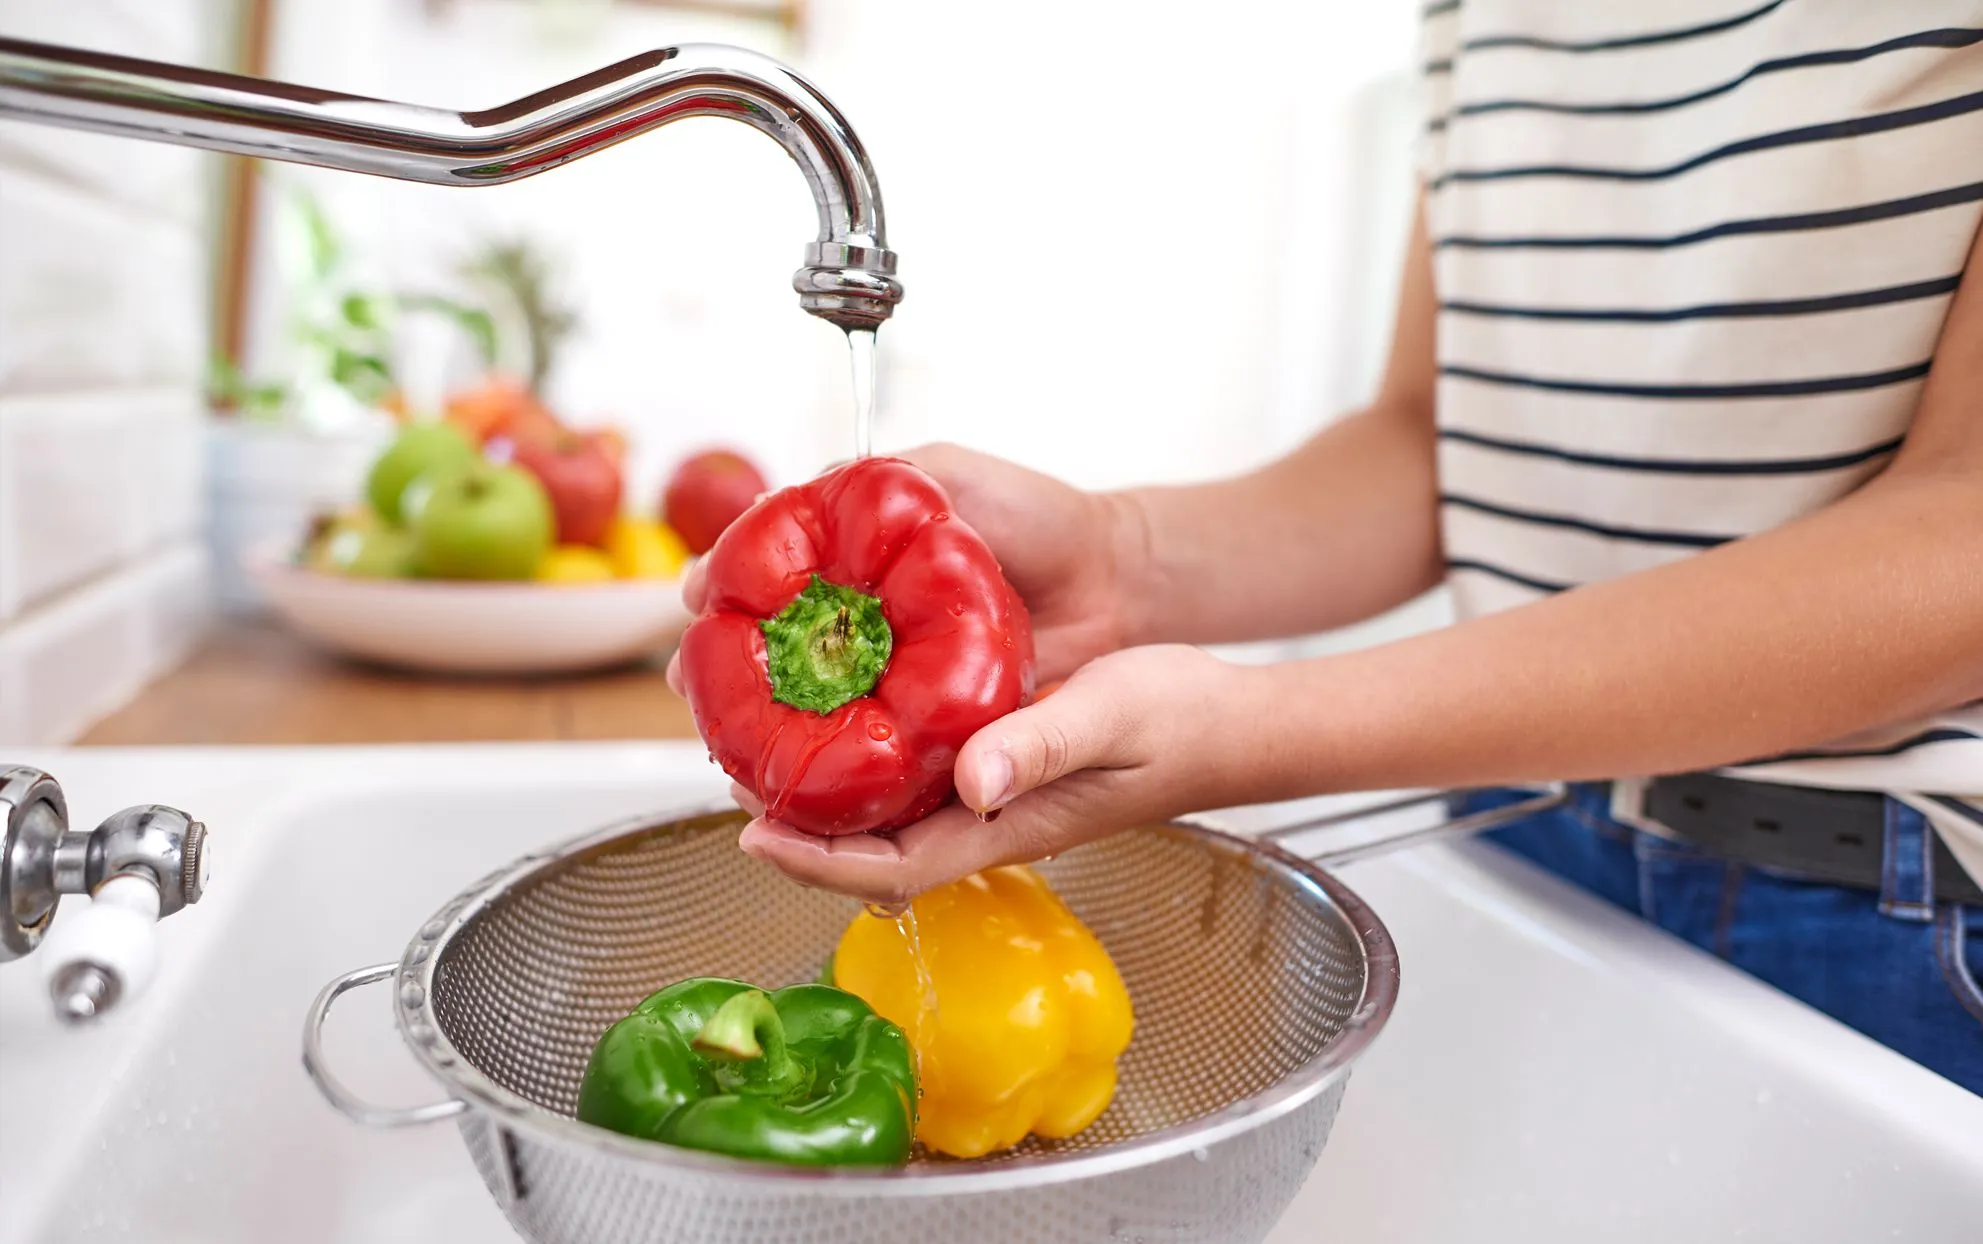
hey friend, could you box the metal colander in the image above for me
[305,790,1560,1244]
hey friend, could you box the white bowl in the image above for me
[250,546,689,675]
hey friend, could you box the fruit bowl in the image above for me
[250,542,689,675]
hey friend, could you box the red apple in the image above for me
[663,449,769,555]
[511,432,624,547]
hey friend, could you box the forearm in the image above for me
[1222,467,1983,801]
[1112,400,1443,646]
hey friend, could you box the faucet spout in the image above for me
[0,38,901,329]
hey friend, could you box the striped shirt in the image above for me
[1418,0,1983,883]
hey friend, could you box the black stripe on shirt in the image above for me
[1464,0,1786,54]
[1441,360,1930,400]
[1748,728,1981,765]
[1445,558,1571,593]
[1927,795,1983,826]
[1442,493,1735,548]
[1423,0,1460,16]
[1439,428,1904,476]
[1440,275,1962,322]
[1435,89,1983,187]
[1432,28,1983,128]
[1436,179,1983,249]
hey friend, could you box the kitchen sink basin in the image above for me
[2,745,1979,1243]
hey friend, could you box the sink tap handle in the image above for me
[1,766,208,1023]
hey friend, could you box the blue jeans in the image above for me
[1465,783,1983,1096]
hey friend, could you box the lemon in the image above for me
[604,517,690,580]
[537,545,617,585]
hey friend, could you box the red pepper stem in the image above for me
[822,606,852,660]
[692,989,792,1077]
[759,576,893,715]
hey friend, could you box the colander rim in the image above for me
[391,800,1400,1195]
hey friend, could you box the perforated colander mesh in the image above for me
[410,810,1389,1244]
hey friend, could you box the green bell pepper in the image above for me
[575,978,917,1166]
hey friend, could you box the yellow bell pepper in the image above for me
[605,517,691,580]
[536,544,618,584]
[831,865,1134,1159]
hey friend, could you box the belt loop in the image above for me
[1609,777,1676,840]
[1879,798,1936,922]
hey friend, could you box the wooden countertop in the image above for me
[81,620,700,745]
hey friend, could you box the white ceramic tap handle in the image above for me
[38,874,161,1022]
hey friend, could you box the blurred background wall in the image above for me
[246,0,1422,488]
[0,0,1430,743]
[0,0,225,743]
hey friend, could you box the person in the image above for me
[673,1,1983,1094]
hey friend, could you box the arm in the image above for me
[742,220,1983,904]
[1242,270,1983,796]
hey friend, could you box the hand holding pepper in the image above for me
[669,445,1248,907]
[675,455,1037,836]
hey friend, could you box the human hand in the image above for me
[729,644,1248,906]
[667,443,1145,694]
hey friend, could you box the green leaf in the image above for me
[341,293,381,329]
[206,352,291,419]
[293,188,342,281]
[397,293,500,366]
[330,349,394,403]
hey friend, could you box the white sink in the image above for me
[3,746,1979,1244]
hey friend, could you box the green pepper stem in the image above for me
[692,989,792,1077]
[760,576,892,715]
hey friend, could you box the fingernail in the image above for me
[978,750,1014,812]
[976,808,1001,824]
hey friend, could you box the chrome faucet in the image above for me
[0,38,903,329]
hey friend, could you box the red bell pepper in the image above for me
[678,457,1035,836]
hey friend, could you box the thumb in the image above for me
[954,671,1136,814]
[680,554,709,613]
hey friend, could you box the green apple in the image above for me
[302,507,416,578]
[367,422,477,525]
[410,461,554,580]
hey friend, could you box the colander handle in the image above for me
[303,962,469,1128]
[1258,784,1568,866]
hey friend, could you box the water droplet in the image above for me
[1000,636,1013,649]
[154,1111,169,1125]
[864,901,907,920]
[948,602,968,616]
[1755,1087,1773,1105]
[867,721,893,741]
[932,511,949,522]
[399,982,426,1009]
[1192,1147,1210,1162]
[420,919,447,939]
